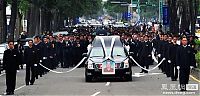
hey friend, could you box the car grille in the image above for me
[95,63,124,69]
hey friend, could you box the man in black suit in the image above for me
[166,36,179,81]
[33,36,43,78]
[14,39,24,69]
[3,41,21,95]
[176,36,196,91]
[24,40,38,85]
[139,35,152,73]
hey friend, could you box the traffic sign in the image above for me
[163,6,169,25]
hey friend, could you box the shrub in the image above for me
[195,51,200,69]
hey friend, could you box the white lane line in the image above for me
[15,85,26,91]
[3,85,26,95]
[105,82,110,86]
[91,91,101,96]
[0,73,6,77]
[132,73,163,77]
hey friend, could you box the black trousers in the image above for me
[140,57,149,73]
[26,65,35,84]
[42,59,49,72]
[179,68,190,90]
[169,63,178,80]
[165,62,170,77]
[6,71,17,93]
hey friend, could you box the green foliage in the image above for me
[55,0,102,18]
[194,39,200,45]
[18,0,30,15]
[195,51,200,69]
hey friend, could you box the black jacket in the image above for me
[166,43,178,64]
[3,49,21,72]
[24,46,38,66]
[139,41,152,58]
[176,45,196,68]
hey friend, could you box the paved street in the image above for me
[0,64,199,95]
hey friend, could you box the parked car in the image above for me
[0,43,7,72]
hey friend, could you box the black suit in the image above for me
[24,46,38,85]
[3,49,21,94]
[41,42,52,72]
[129,40,138,66]
[34,42,43,77]
[14,44,24,69]
[176,45,195,90]
[139,41,152,73]
[63,40,71,68]
[166,43,179,80]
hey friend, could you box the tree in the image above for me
[8,0,18,41]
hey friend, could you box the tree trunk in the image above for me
[0,0,3,43]
[3,0,7,42]
[189,0,196,35]
[8,0,18,41]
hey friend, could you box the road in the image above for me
[0,65,199,95]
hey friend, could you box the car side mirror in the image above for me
[82,53,88,57]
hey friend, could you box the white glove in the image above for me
[177,66,180,69]
[157,54,161,58]
[34,64,37,67]
[163,58,166,60]
[168,60,171,63]
[190,66,194,69]
[40,60,42,63]
[148,55,151,57]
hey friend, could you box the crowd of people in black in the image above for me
[1,26,198,95]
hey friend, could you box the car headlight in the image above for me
[124,59,129,68]
[87,60,94,69]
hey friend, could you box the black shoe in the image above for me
[144,71,148,73]
[6,92,11,95]
[36,76,38,79]
[180,89,186,91]
[140,71,144,73]
[40,75,42,77]
[30,83,34,85]
[10,92,14,95]
[172,79,177,81]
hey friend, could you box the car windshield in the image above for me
[90,47,104,57]
[112,47,126,57]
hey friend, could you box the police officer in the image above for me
[176,36,195,91]
[24,40,38,85]
[3,41,21,95]
[166,36,179,81]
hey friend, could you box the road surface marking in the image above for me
[4,85,26,95]
[0,73,5,77]
[105,82,110,86]
[91,91,101,96]
[15,85,26,91]
[190,75,200,83]
[132,73,163,77]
